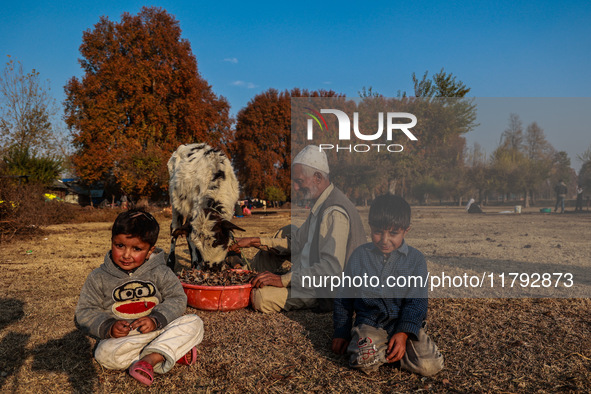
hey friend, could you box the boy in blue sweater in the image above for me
[332,194,443,376]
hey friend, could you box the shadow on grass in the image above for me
[283,309,345,364]
[0,331,31,390]
[0,298,98,392]
[31,329,97,393]
[0,298,25,330]
[0,298,29,390]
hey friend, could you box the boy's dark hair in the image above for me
[368,194,411,230]
[112,209,160,246]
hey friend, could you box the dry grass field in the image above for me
[0,205,590,393]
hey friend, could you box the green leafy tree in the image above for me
[393,70,476,199]
[64,7,231,199]
[3,146,62,186]
[264,186,286,203]
[411,68,471,98]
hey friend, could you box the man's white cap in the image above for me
[292,145,330,174]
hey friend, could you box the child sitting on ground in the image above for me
[332,194,443,376]
[75,209,203,386]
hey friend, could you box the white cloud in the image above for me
[224,57,238,64]
[232,80,257,89]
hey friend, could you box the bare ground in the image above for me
[0,206,590,393]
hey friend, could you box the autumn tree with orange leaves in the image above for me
[64,7,231,200]
[231,88,342,200]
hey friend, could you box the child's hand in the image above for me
[110,320,132,338]
[130,316,157,334]
[332,338,349,354]
[386,332,408,362]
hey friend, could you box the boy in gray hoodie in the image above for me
[75,209,203,386]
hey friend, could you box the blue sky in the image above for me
[2,0,590,168]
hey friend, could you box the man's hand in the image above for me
[332,338,349,355]
[386,332,408,362]
[130,316,157,334]
[110,320,132,338]
[228,237,261,253]
[250,271,283,288]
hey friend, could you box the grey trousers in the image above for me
[347,323,444,376]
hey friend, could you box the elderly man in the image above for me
[229,145,366,313]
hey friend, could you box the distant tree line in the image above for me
[1,7,589,207]
[466,114,577,208]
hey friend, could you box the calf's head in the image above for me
[192,210,245,265]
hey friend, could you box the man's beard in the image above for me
[294,184,320,204]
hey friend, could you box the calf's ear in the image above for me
[220,220,245,232]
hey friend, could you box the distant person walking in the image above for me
[554,180,567,213]
[575,185,584,212]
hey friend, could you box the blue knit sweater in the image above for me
[333,241,428,340]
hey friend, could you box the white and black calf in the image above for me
[167,143,244,271]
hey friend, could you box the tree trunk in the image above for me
[388,179,397,195]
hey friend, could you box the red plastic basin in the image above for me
[181,281,252,311]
